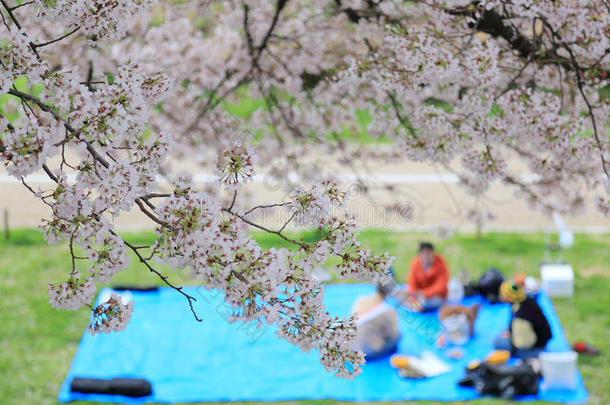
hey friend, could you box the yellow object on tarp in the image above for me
[390,355,409,369]
[390,351,451,378]
[485,350,511,365]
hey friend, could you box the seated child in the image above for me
[438,303,480,346]
[493,277,552,358]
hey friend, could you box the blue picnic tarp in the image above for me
[58,284,587,403]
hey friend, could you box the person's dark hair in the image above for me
[376,281,394,297]
[419,242,434,252]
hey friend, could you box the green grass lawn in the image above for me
[1,229,609,405]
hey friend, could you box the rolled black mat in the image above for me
[111,285,159,292]
[70,377,152,397]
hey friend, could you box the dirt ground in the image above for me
[2,157,609,233]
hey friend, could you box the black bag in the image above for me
[458,269,478,297]
[458,362,539,399]
[477,268,504,303]
[70,377,152,397]
[463,282,478,297]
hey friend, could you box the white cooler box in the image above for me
[540,264,574,298]
[540,351,578,391]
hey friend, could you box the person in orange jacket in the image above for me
[406,242,449,312]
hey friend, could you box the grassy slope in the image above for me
[1,229,609,405]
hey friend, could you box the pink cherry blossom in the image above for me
[88,294,134,335]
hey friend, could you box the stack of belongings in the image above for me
[458,350,540,399]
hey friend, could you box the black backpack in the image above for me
[477,268,504,303]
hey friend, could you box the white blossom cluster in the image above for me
[48,276,97,311]
[216,141,257,190]
[0,27,46,94]
[88,293,134,335]
[462,148,507,181]
[0,117,60,177]
[34,0,157,41]
[42,175,131,310]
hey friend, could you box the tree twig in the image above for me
[121,237,203,322]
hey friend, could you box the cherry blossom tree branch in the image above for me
[6,88,110,170]
[135,198,172,228]
[121,237,203,322]
[535,17,609,178]
[32,26,81,49]
[243,202,291,216]
[0,0,22,29]
[8,0,33,11]
[253,0,288,64]
[223,205,305,248]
